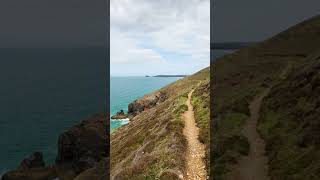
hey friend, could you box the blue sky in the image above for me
[110,0,210,76]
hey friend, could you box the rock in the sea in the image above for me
[111,110,128,119]
[18,152,45,170]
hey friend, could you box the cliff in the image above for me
[110,67,210,179]
[211,15,320,179]
[2,113,109,180]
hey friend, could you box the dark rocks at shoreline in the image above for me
[2,152,57,180]
[111,91,168,121]
[128,91,168,115]
[18,152,45,170]
[2,113,109,180]
[110,110,128,119]
[1,166,57,180]
[56,113,108,175]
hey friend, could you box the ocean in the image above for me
[110,76,181,130]
[0,48,107,173]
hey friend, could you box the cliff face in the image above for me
[211,15,320,179]
[128,91,168,116]
[2,113,109,180]
[110,68,210,179]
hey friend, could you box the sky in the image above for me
[0,0,107,48]
[212,0,320,42]
[110,0,210,76]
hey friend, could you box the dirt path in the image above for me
[228,88,271,180]
[228,64,292,180]
[183,89,207,180]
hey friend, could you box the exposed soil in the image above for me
[227,88,271,180]
[183,89,207,180]
[227,64,292,180]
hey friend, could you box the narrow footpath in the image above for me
[228,88,271,180]
[183,89,207,180]
[228,63,291,180]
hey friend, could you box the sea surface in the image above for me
[0,48,107,174]
[110,76,181,130]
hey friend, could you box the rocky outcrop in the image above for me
[18,152,45,170]
[2,152,56,180]
[1,166,57,180]
[2,113,108,180]
[128,91,168,115]
[56,113,108,174]
[111,110,128,119]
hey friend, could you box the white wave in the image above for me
[120,118,130,125]
[0,168,8,179]
[111,118,130,125]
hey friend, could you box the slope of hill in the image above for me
[110,68,210,179]
[211,15,320,180]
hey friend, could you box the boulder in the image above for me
[18,152,45,170]
[111,110,128,119]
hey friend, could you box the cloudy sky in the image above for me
[0,0,106,48]
[212,0,320,42]
[110,0,210,76]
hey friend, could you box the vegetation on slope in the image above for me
[192,78,210,172]
[111,68,209,179]
[258,52,320,180]
[211,15,320,180]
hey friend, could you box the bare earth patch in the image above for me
[183,89,207,180]
[227,88,270,180]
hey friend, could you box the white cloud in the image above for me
[111,0,210,76]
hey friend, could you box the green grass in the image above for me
[256,53,320,179]
[212,111,250,179]
[191,81,210,173]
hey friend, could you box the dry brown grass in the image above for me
[110,68,209,179]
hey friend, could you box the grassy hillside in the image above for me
[211,15,320,180]
[110,68,210,179]
[192,79,210,171]
[258,51,320,179]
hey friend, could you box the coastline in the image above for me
[110,67,210,178]
[110,76,182,130]
[1,113,108,180]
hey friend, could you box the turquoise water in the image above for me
[0,48,107,174]
[110,76,181,130]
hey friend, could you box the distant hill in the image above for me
[152,75,187,77]
[211,42,255,50]
[211,15,320,180]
